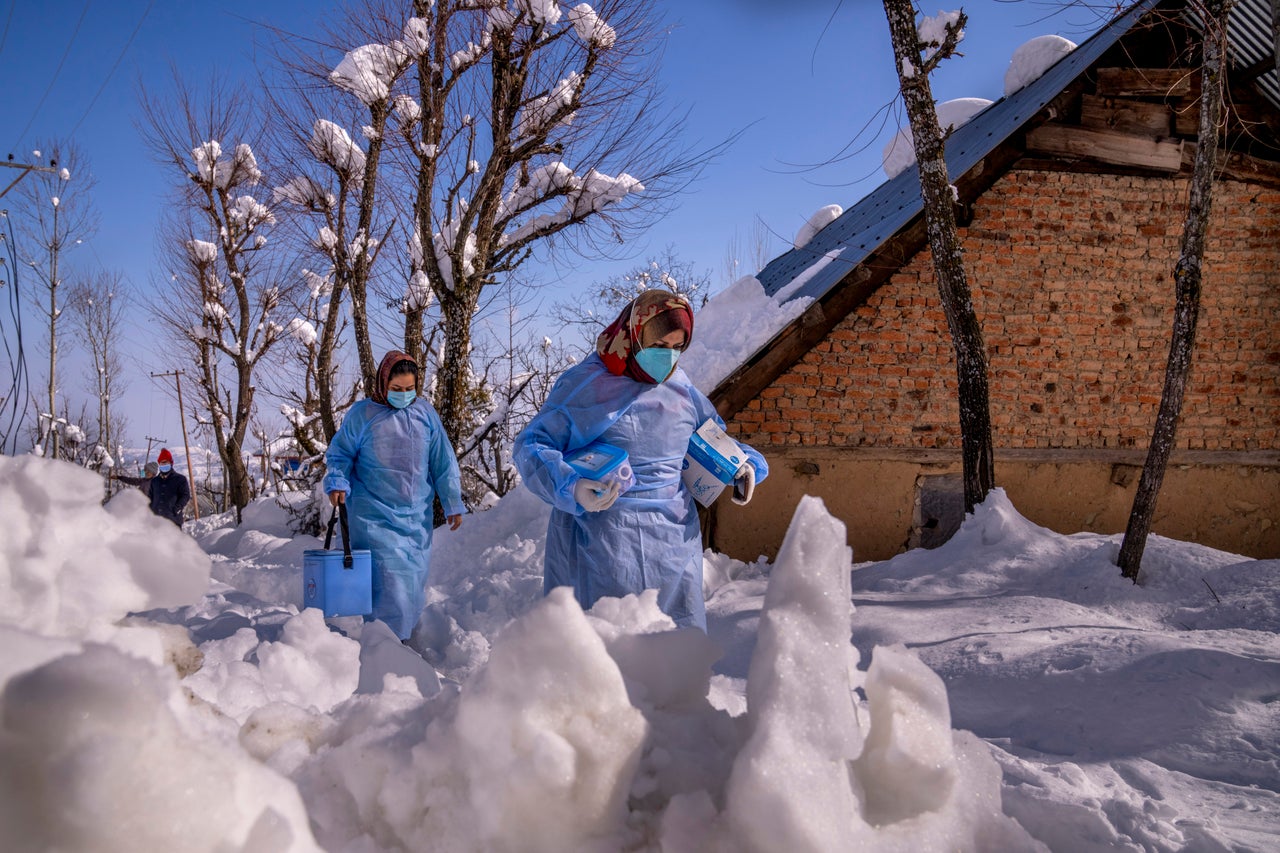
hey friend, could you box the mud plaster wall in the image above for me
[717,168,1279,561]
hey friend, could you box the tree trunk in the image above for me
[434,291,477,448]
[882,0,995,512]
[1117,0,1230,580]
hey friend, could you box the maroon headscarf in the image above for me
[370,350,417,406]
[595,290,694,383]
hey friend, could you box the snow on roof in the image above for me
[880,97,993,179]
[754,0,1162,313]
[1004,35,1078,97]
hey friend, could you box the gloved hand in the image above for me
[732,462,756,506]
[574,478,621,512]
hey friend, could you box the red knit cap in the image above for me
[157,448,173,464]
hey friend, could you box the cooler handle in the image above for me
[324,503,355,569]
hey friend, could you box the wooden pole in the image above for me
[173,371,199,520]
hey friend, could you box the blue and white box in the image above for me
[565,441,635,495]
[302,547,373,617]
[682,419,745,506]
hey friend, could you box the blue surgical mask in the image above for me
[158,463,172,474]
[387,389,416,409]
[635,346,680,382]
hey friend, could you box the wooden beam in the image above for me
[1173,96,1271,138]
[1095,67,1199,98]
[1179,141,1280,187]
[1080,93,1172,136]
[1026,124,1184,172]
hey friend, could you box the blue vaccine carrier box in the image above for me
[564,441,635,495]
[303,548,373,617]
[682,419,745,506]
[303,506,373,617]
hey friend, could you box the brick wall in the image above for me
[729,169,1280,454]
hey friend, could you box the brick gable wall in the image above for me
[728,169,1280,455]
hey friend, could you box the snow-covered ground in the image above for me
[2,453,1277,851]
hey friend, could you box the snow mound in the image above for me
[1004,35,1077,96]
[0,455,210,639]
[0,643,319,852]
[724,496,1039,850]
[882,97,993,178]
[794,203,843,249]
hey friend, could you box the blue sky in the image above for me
[1,0,1098,448]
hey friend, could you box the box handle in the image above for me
[324,504,354,569]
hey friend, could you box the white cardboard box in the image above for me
[681,419,745,507]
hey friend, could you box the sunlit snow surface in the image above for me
[1,455,1277,851]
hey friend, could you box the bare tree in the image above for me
[723,217,772,285]
[274,266,362,484]
[271,0,710,449]
[881,3,995,512]
[17,142,98,459]
[265,7,411,442]
[458,312,576,505]
[66,271,129,463]
[1117,0,1232,580]
[553,246,713,348]
[139,77,293,517]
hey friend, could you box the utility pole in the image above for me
[0,160,58,200]
[143,435,167,464]
[151,370,200,520]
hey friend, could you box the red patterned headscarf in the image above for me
[595,290,694,383]
[370,350,417,406]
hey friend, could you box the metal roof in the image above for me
[1223,0,1280,111]
[756,0,1276,305]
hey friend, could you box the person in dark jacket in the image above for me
[114,461,158,491]
[148,448,190,527]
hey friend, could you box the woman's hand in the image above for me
[447,514,462,530]
[329,491,345,507]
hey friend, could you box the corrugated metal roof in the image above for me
[1223,0,1280,110]
[756,0,1276,305]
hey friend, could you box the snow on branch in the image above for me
[228,196,275,231]
[308,120,367,176]
[286,318,318,346]
[186,239,218,265]
[516,0,562,27]
[501,164,643,246]
[272,176,336,211]
[330,43,406,105]
[515,72,581,139]
[191,141,263,190]
[917,10,964,61]
[567,4,616,48]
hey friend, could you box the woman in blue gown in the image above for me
[324,351,464,640]
[514,291,767,631]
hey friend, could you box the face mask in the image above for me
[387,389,416,409]
[158,463,172,474]
[635,346,680,382]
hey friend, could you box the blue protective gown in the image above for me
[323,397,464,639]
[513,354,768,630]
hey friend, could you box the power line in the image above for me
[0,210,31,455]
[0,1,15,57]
[66,0,156,140]
[9,0,93,151]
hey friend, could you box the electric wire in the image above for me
[0,1,15,57]
[0,212,32,455]
[66,0,155,140]
[9,0,93,151]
